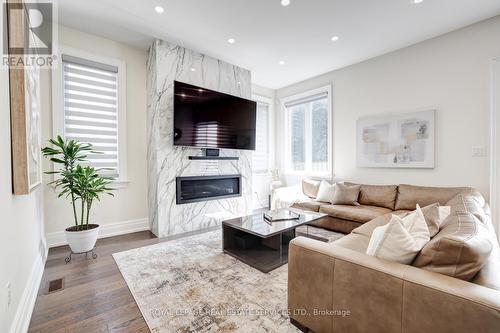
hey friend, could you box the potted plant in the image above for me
[42,136,114,254]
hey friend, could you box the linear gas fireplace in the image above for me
[176,174,242,204]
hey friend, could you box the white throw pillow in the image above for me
[315,180,336,203]
[366,205,430,264]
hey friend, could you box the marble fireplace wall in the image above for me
[147,40,253,237]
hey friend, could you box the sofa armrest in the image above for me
[288,237,500,333]
[271,184,304,209]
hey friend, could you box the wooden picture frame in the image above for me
[7,0,42,194]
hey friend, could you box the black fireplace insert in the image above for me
[176,174,242,204]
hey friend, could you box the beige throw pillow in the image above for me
[420,203,451,237]
[302,179,320,199]
[315,180,336,203]
[366,205,430,264]
[331,183,360,205]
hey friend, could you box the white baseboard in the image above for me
[9,241,47,333]
[46,218,150,248]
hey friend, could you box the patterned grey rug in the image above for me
[113,230,302,333]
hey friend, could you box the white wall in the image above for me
[276,16,500,198]
[42,26,149,246]
[252,84,275,100]
[0,69,47,332]
[491,57,500,238]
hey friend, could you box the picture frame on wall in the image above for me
[7,0,43,194]
[24,65,42,191]
[356,109,435,169]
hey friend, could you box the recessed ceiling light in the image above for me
[413,0,423,4]
[154,6,164,13]
[279,60,285,66]
[281,0,290,6]
[237,81,241,85]
[227,38,236,44]
[190,67,196,72]
[331,35,340,42]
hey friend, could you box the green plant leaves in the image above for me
[41,135,116,228]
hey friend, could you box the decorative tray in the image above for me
[263,209,300,222]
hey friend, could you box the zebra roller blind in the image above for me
[62,54,120,177]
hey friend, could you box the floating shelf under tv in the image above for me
[188,156,239,161]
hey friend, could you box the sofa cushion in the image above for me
[345,182,398,210]
[352,204,449,239]
[420,203,451,237]
[413,211,493,281]
[331,183,361,205]
[315,180,335,203]
[445,192,486,217]
[332,233,370,253]
[319,204,392,223]
[309,216,362,234]
[302,179,320,199]
[394,184,472,210]
[366,206,430,265]
[291,200,324,212]
[352,213,395,237]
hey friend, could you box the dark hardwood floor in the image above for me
[28,227,219,333]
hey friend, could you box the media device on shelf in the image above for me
[173,81,257,151]
[205,148,220,157]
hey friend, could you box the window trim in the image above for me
[252,94,274,175]
[281,85,333,178]
[52,46,128,186]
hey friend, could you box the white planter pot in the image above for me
[65,224,100,253]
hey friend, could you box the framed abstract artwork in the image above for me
[356,110,435,168]
[24,65,42,191]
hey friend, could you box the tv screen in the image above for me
[173,81,256,150]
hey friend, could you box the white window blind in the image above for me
[284,91,328,108]
[284,87,331,176]
[62,54,120,177]
[252,101,270,173]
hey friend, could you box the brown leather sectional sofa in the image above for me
[288,183,500,333]
[292,182,475,234]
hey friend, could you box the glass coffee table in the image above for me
[222,208,327,273]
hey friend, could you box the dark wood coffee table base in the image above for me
[222,209,327,273]
[222,223,296,273]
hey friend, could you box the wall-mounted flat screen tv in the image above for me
[173,81,256,151]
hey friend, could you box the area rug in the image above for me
[113,230,302,333]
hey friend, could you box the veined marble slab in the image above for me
[147,40,253,237]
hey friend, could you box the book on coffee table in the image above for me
[263,209,300,222]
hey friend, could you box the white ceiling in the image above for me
[58,0,500,89]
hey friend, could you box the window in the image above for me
[53,48,127,182]
[283,86,332,176]
[252,97,271,173]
